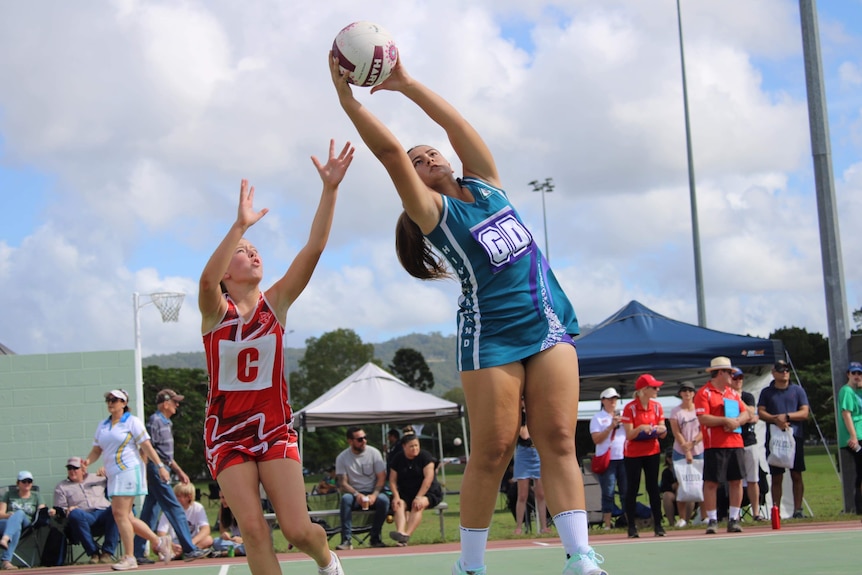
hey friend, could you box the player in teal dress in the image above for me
[330,52,607,575]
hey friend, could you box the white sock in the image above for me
[553,509,590,556]
[458,526,489,571]
[707,509,717,521]
[318,551,338,574]
[729,506,740,520]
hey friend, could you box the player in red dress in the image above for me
[199,140,354,575]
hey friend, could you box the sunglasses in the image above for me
[352,436,367,442]
[19,478,33,484]
[105,397,123,404]
[851,371,862,376]
[774,367,790,373]
[66,466,81,471]
[732,375,744,381]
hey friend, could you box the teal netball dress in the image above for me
[424,177,579,371]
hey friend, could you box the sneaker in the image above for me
[111,557,138,571]
[100,552,115,564]
[753,514,766,522]
[389,531,410,543]
[89,555,101,565]
[156,535,173,564]
[562,548,608,575]
[318,552,345,575]
[627,527,639,538]
[135,557,154,565]
[727,518,743,533]
[183,547,212,562]
[691,516,708,526]
[654,526,666,537]
[452,560,487,575]
[335,541,353,551]
[674,519,687,528]
[705,520,718,534]
[369,539,388,548]
[792,510,805,519]
[0,561,18,571]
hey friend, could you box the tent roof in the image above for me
[0,342,14,355]
[575,300,784,399]
[294,362,462,429]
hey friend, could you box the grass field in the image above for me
[195,446,850,553]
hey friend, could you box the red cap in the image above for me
[635,374,664,390]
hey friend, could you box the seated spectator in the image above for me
[335,426,390,550]
[385,429,402,475]
[314,467,338,495]
[388,434,443,546]
[659,450,678,527]
[53,457,118,565]
[156,483,213,560]
[212,494,245,557]
[0,471,50,570]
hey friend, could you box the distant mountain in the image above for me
[144,331,462,396]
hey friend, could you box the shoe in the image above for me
[691,516,707,526]
[183,547,212,562]
[100,552,115,564]
[0,536,9,550]
[135,557,154,565]
[318,552,345,575]
[335,541,352,551]
[562,548,608,575]
[654,526,666,537]
[727,518,743,533]
[792,510,805,519]
[156,535,173,564]
[705,520,718,534]
[627,527,639,538]
[389,531,410,543]
[452,560,487,575]
[89,555,101,565]
[675,519,687,528]
[369,539,388,548]
[753,514,766,522]
[111,556,139,571]
[0,561,17,571]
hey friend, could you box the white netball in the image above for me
[332,21,398,87]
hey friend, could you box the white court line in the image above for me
[218,564,231,575]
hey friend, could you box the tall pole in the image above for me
[799,0,852,512]
[529,178,555,262]
[133,292,144,421]
[676,0,707,327]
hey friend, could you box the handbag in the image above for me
[767,424,796,468]
[591,427,616,474]
[673,458,704,502]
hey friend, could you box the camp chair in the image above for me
[306,492,379,546]
[4,491,51,569]
[201,481,221,506]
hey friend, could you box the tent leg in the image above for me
[437,422,446,489]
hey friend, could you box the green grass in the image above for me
[196,448,851,553]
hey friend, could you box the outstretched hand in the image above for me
[370,57,410,95]
[312,139,355,188]
[236,179,269,229]
[328,51,354,100]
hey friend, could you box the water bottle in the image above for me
[227,545,235,558]
[771,504,781,530]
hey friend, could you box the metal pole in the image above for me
[676,0,707,327]
[799,0,852,512]
[133,292,144,421]
[529,178,555,263]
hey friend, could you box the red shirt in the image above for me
[620,398,664,458]
[694,380,745,449]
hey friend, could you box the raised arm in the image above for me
[265,140,354,319]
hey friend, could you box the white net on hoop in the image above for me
[150,292,185,323]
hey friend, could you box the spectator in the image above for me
[0,471,49,570]
[314,467,338,495]
[83,388,173,571]
[590,387,627,530]
[659,450,678,527]
[837,361,862,516]
[757,359,810,519]
[134,389,210,563]
[156,484,212,560]
[668,381,703,527]
[512,409,549,535]
[388,434,443,546]
[53,457,118,564]
[212,494,245,557]
[335,426,390,549]
[621,374,667,538]
[385,429,402,475]
[730,368,764,521]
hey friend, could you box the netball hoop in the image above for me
[150,292,185,323]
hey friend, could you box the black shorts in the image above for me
[404,489,443,509]
[768,441,806,474]
[703,448,744,483]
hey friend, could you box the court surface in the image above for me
[28,521,860,575]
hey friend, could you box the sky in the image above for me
[1,0,861,359]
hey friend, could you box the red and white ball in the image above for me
[332,21,398,87]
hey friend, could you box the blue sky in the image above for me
[1,0,860,358]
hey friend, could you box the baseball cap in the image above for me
[848,362,862,373]
[599,387,620,400]
[635,374,663,391]
[66,457,83,468]
[731,368,744,378]
[157,389,185,404]
[17,470,33,482]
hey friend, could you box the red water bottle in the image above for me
[771,504,781,529]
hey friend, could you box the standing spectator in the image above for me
[512,410,549,535]
[83,389,173,571]
[212,494,245,557]
[0,471,48,570]
[668,381,703,527]
[589,387,626,530]
[388,434,443,546]
[621,374,667,538]
[134,389,210,563]
[729,368,764,521]
[757,359,810,518]
[694,357,750,535]
[155,484,212,560]
[335,427,389,549]
[53,457,118,564]
[837,361,862,516]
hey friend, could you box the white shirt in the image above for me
[157,501,209,543]
[92,412,149,476]
[590,409,626,460]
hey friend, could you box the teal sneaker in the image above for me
[563,548,608,575]
[452,560,487,575]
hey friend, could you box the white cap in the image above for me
[599,387,620,400]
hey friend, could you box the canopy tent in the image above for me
[575,300,785,400]
[293,362,468,484]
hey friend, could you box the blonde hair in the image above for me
[173,482,196,500]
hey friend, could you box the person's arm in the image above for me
[137,439,171,483]
[368,470,386,505]
[83,446,103,468]
[170,460,190,485]
[388,469,401,502]
[669,417,690,453]
[843,409,859,450]
[412,462,436,511]
[266,140,354,319]
[337,474,357,496]
[0,501,7,520]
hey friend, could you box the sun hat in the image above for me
[677,381,696,396]
[600,387,620,399]
[635,374,663,390]
[705,356,735,372]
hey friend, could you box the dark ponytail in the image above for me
[395,211,450,280]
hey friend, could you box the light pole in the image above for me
[528,178,555,262]
[133,291,184,421]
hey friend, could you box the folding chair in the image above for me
[201,481,221,506]
[9,506,51,568]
